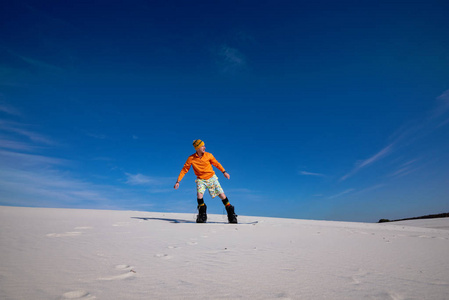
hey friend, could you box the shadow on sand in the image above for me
[131,217,196,224]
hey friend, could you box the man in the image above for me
[174,139,237,223]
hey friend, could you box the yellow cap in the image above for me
[193,139,204,150]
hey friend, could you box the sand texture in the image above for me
[1,206,448,299]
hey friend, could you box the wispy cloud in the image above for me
[328,188,355,199]
[0,101,21,116]
[401,158,420,167]
[4,47,64,73]
[124,173,173,186]
[0,149,68,167]
[340,143,394,181]
[0,104,161,210]
[0,132,119,208]
[0,105,60,173]
[0,146,154,210]
[0,167,138,209]
[299,170,325,177]
[359,144,394,168]
[0,120,56,145]
[18,55,64,72]
[146,188,175,194]
[87,132,107,140]
[216,45,247,74]
[340,89,449,183]
[0,136,145,209]
[234,31,256,44]
[388,167,413,178]
[389,90,449,145]
[0,103,104,208]
[437,117,449,128]
[125,173,159,185]
[9,127,55,145]
[388,158,420,179]
[352,184,385,196]
[0,138,36,151]
[433,89,449,118]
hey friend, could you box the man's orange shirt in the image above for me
[177,152,225,182]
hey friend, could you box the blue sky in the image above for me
[1,0,448,222]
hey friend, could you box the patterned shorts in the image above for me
[196,175,224,198]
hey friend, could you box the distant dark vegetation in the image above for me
[378,213,449,223]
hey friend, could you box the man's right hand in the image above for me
[174,182,179,189]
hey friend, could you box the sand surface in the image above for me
[1,206,448,299]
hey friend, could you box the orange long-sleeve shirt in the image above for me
[177,152,225,182]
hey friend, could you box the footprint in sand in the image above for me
[112,222,130,227]
[346,229,369,235]
[62,290,95,299]
[350,269,368,285]
[418,235,431,239]
[187,238,199,245]
[98,272,134,281]
[275,292,293,299]
[115,264,131,270]
[376,291,404,300]
[155,253,172,260]
[98,265,136,281]
[46,232,82,238]
[48,226,93,237]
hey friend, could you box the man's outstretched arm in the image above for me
[174,157,192,189]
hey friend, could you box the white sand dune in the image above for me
[1,206,448,300]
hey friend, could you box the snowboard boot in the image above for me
[196,204,207,223]
[226,205,238,224]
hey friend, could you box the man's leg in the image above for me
[197,192,205,206]
[218,193,237,224]
[218,193,230,207]
[196,191,207,223]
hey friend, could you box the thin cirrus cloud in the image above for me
[124,173,172,186]
[5,48,64,73]
[0,149,68,167]
[388,167,415,178]
[388,158,420,179]
[0,104,118,207]
[0,140,141,209]
[358,144,394,169]
[0,139,37,151]
[340,143,394,181]
[0,120,56,146]
[217,45,247,73]
[0,147,148,209]
[434,89,449,118]
[0,102,21,116]
[434,89,449,127]
[340,90,449,183]
[17,55,64,72]
[0,167,130,208]
[300,171,325,177]
[391,89,449,144]
[328,188,355,200]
